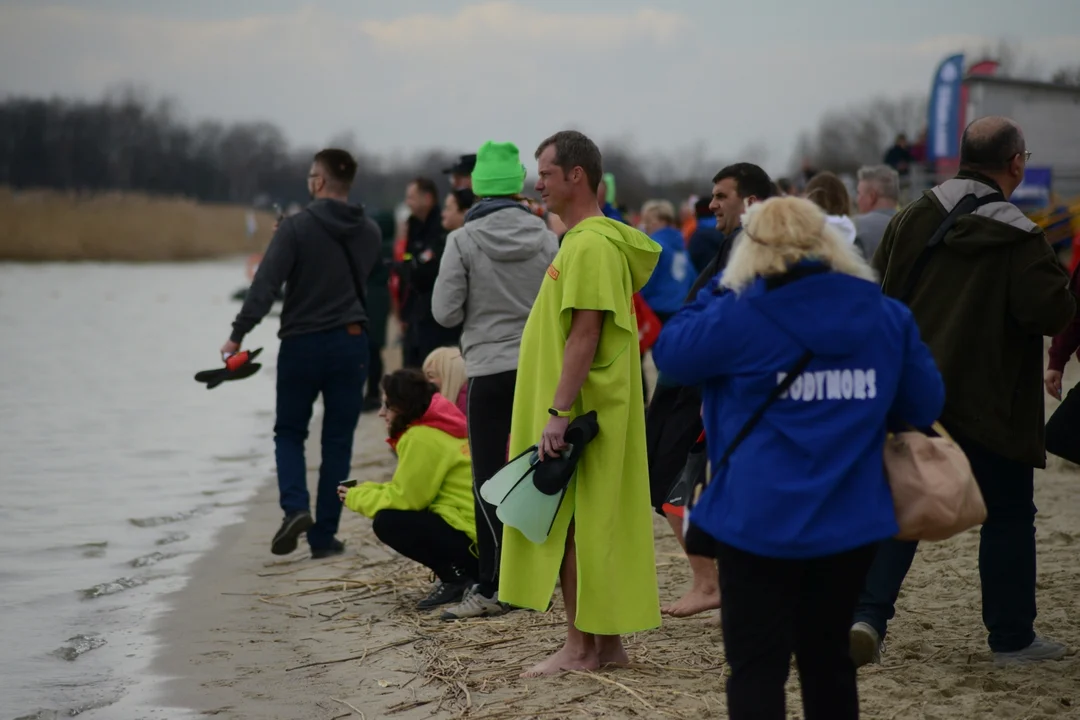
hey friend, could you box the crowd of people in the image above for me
[224,115,1075,719]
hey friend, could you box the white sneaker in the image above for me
[440,585,510,621]
[993,637,1067,667]
[850,622,883,668]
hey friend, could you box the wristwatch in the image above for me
[548,407,572,418]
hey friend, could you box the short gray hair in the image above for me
[856,165,900,201]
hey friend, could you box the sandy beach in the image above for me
[157,365,1080,720]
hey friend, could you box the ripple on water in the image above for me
[155,532,189,546]
[51,634,107,661]
[128,508,202,528]
[78,542,108,559]
[129,552,176,568]
[80,577,147,600]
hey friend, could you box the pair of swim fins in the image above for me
[480,412,599,544]
[193,348,263,390]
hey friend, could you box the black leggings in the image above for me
[466,370,517,595]
[371,509,478,582]
[365,342,384,401]
[716,541,876,720]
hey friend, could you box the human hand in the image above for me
[539,415,570,461]
[220,340,240,361]
[337,485,350,502]
[1045,369,1063,400]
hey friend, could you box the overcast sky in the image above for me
[2,0,1078,176]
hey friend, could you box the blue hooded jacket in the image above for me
[653,264,945,558]
[640,226,695,315]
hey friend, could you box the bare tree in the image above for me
[1051,65,1080,86]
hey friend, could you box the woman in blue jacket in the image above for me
[653,196,944,720]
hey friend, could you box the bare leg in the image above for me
[522,523,601,677]
[595,634,630,668]
[661,512,722,618]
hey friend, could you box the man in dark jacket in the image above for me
[222,149,382,559]
[401,177,462,367]
[850,117,1075,667]
[649,162,775,618]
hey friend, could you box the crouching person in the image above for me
[338,369,478,609]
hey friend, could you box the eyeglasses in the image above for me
[1021,151,1032,162]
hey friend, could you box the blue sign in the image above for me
[927,54,964,161]
[1013,167,1053,208]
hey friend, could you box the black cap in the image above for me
[442,153,477,176]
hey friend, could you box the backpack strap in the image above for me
[898,191,1005,304]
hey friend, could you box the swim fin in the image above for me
[194,348,263,390]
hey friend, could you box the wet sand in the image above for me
[158,374,1080,719]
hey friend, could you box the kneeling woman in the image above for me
[653,197,944,720]
[338,369,478,609]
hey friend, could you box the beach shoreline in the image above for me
[153,398,1080,720]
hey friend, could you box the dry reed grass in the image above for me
[0,186,275,262]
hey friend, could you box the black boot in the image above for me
[416,566,474,610]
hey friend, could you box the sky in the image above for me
[1,0,1079,176]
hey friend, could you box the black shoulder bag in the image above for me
[896,191,1004,304]
[683,349,814,558]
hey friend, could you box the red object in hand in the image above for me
[225,351,251,371]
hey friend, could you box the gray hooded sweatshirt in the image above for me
[432,201,559,377]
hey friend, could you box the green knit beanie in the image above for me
[472,141,526,197]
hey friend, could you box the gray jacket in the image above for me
[853,208,897,262]
[432,201,559,377]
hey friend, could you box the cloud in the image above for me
[359,2,688,51]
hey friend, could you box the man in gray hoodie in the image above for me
[223,149,382,560]
[432,141,560,619]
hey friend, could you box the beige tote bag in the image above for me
[884,422,986,542]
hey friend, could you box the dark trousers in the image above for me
[365,341,384,402]
[466,370,517,595]
[372,509,478,581]
[275,328,368,550]
[853,429,1036,652]
[1046,381,1080,465]
[403,319,461,369]
[716,541,876,720]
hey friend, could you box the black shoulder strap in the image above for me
[306,208,367,314]
[718,350,813,466]
[898,191,1005,304]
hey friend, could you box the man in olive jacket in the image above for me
[850,117,1075,668]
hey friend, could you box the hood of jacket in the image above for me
[746,262,883,358]
[826,215,858,245]
[388,392,468,450]
[569,216,661,293]
[306,197,366,237]
[459,201,557,261]
[932,171,1042,254]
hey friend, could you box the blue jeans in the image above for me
[274,328,368,550]
[853,428,1037,653]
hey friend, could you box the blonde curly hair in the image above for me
[720,196,876,295]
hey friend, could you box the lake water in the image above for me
[0,261,281,719]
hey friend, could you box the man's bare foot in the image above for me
[595,636,630,668]
[661,585,721,618]
[521,643,599,678]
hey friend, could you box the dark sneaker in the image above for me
[271,511,313,556]
[417,579,471,610]
[310,539,346,560]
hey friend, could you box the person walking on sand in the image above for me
[498,131,662,677]
[222,149,382,559]
[432,140,559,620]
[648,163,776,619]
[654,195,945,720]
[850,116,1075,668]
